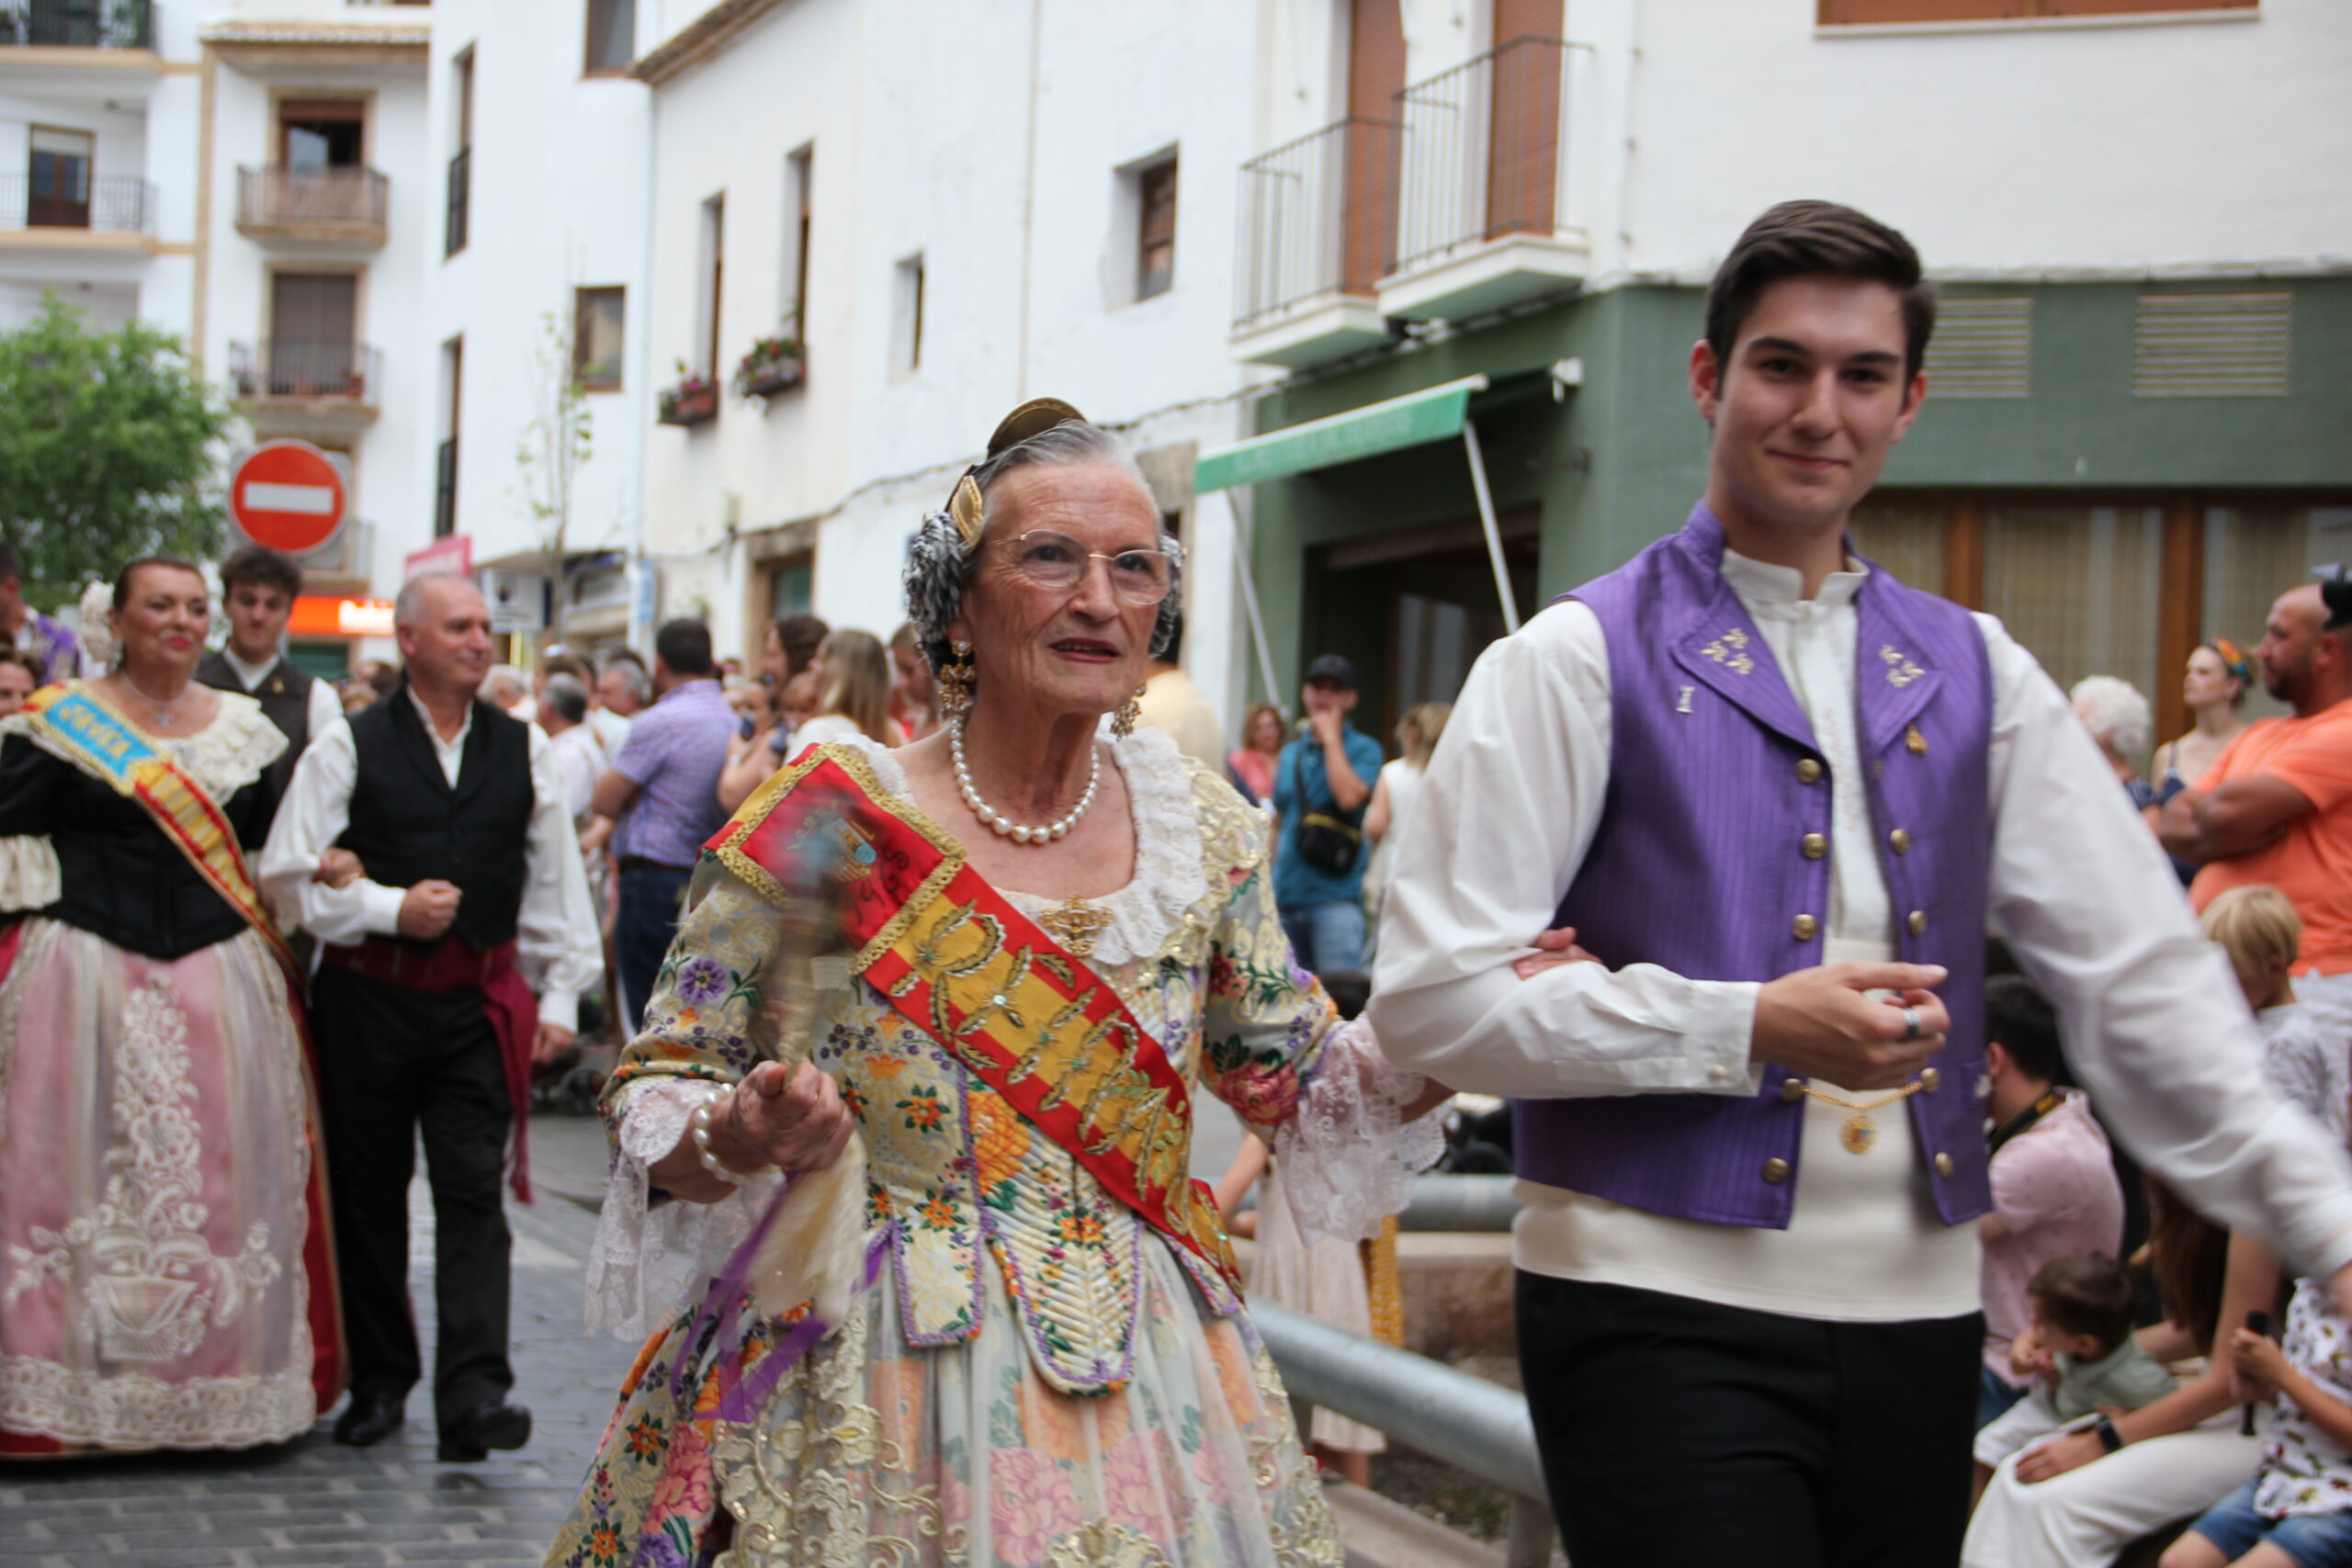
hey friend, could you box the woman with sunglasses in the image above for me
[550,402,1450,1568]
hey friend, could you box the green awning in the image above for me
[1193,374,1490,494]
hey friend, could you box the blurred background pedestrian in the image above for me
[1227,700,1287,808]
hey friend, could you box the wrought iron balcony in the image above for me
[0,171,152,236]
[444,144,469,257]
[1227,117,1400,368]
[228,341,383,428]
[235,165,390,247]
[0,0,156,50]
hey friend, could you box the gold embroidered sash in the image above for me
[20,684,300,985]
[709,746,1240,1293]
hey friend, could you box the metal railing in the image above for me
[1253,1301,1557,1568]
[227,341,383,403]
[0,0,155,48]
[0,172,152,234]
[1230,116,1399,331]
[1392,36,1583,275]
[434,436,458,538]
[236,165,389,237]
[444,145,470,257]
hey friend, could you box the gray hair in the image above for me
[482,664,528,704]
[2070,674,2153,763]
[597,652,653,705]
[393,570,477,628]
[541,672,590,726]
[902,420,1182,674]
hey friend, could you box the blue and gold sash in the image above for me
[21,683,300,984]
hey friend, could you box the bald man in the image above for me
[2165,581,2352,1021]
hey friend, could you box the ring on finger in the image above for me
[1900,1006,1922,1043]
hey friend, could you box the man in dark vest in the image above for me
[260,572,600,1461]
[1370,201,2352,1566]
[197,545,341,795]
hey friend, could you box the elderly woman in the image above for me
[2070,675,2159,818]
[549,402,1446,1568]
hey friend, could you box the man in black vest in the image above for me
[260,573,601,1461]
[197,545,341,795]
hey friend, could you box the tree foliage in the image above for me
[514,310,594,565]
[0,294,233,609]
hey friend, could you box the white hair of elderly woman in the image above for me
[2070,674,2154,764]
[482,665,529,706]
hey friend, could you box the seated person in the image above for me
[1975,1252,2181,1483]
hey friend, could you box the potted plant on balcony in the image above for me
[657,364,719,427]
[731,324,804,400]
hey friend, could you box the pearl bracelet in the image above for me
[688,1089,770,1185]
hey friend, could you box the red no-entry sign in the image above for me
[230,440,347,554]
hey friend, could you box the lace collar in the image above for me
[4,683,287,802]
[824,728,1211,967]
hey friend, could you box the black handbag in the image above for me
[1288,746,1365,876]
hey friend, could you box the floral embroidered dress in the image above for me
[0,685,338,1455]
[551,729,1435,1568]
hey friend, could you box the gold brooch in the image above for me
[1037,897,1112,959]
[1880,644,1924,688]
[1701,628,1755,676]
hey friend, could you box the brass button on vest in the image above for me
[1792,914,1819,942]
[1801,832,1828,861]
[1889,829,1912,855]
[1933,1152,1954,1179]
[1780,1077,1806,1103]
[1920,1067,1941,1093]
[1762,1157,1791,1185]
[1796,758,1825,784]
[1907,910,1928,936]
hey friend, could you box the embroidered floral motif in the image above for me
[1702,627,1756,676]
[1880,643,1925,688]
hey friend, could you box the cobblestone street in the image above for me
[0,1119,635,1568]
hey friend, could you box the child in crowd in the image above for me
[1973,1253,2179,1480]
[2204,885,2350,1134]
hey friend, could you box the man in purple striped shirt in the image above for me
[592,618,737,1030]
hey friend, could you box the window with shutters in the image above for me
[1820,0,2253,23]
[783,145,813,332]
[1925,297,2032,399]
[1136,156,1178,300]
[573,287,625,392]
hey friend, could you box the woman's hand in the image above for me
[713,1060,855,1177]
[313,848,365,888]
[2013,1429,2104,1485]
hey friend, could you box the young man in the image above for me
[259,573,601,1461]
[1369,201,2352,1567]
[1272,653,1382,975]
[0,542,77,683]
[197,545,342,794]
[592,618,736,1030]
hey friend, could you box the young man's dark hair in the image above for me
[0,542,23,582]
[773,614,829,677]
[1704,199,1939,385]
[219,544,304,600]
[1985,973,2065,1085]
[653,617,716,678]
[2029,1252,2140,1354]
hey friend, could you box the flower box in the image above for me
[658,375,718,427]
[731,329,806,401]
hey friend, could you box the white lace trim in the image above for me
[823,728,1211,967]
[0,836,60,912]
[4,686,287,802]
[585,1077,785,1340]
[1274,1021,1445,1245]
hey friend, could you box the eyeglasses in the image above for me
[997,530,1174,606]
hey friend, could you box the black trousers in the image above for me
[1517,1272,1981,1568]
[312,966,514,1430]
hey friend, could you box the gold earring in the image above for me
[938,640,976,720]
[1112,682,1145,739]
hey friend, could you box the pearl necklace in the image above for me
[951,715,1098,844]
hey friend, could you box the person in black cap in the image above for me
[1272,653,1384,974]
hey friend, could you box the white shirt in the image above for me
[220,645,344,743]
[589,706,634,755]
[258,689,604,1032]
[1369,546,2352,1318]
[545,720,605,826]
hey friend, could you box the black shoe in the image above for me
[333,1390,405,1448]
[436,1399,531,1462]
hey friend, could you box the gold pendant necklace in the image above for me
[1036,897,1112,959]
[1796,1077,1928,1155]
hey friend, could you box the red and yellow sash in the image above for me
[20,683,301,986]
[710,746,1240,1292]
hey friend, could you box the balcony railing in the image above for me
[236,165,389,242]
[1391,36,1581,274]
[444,144,469,257]
[0,171,152,234]
[0,0,156,49]
[1230,117,1399,331]
[228,341,382,404]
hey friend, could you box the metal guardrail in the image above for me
[237,165,390,238]
[1392,36,1585,274]
[1252,1299,1557,1567]
[1396,1173,1521,1233]
[0,172,152,234]
[227,341,383,403]
[0,0,155,49]
[1230,116,1399,331]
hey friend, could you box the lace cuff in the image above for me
[0,835,61,912]
[585,1078,784,1339]
[1272,1020,1444,1246]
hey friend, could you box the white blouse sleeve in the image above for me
[0,837,60,912]
[1271,1020,1446,1246]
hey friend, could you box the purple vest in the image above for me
[1514,503,1995,1228]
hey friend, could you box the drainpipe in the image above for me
[629,71,659,657]
[1012,0,1043,399]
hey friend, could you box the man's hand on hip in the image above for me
[1751,962,1950,1090]
[396,879,463,942]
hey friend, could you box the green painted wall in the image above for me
[1244,276,2352,705]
